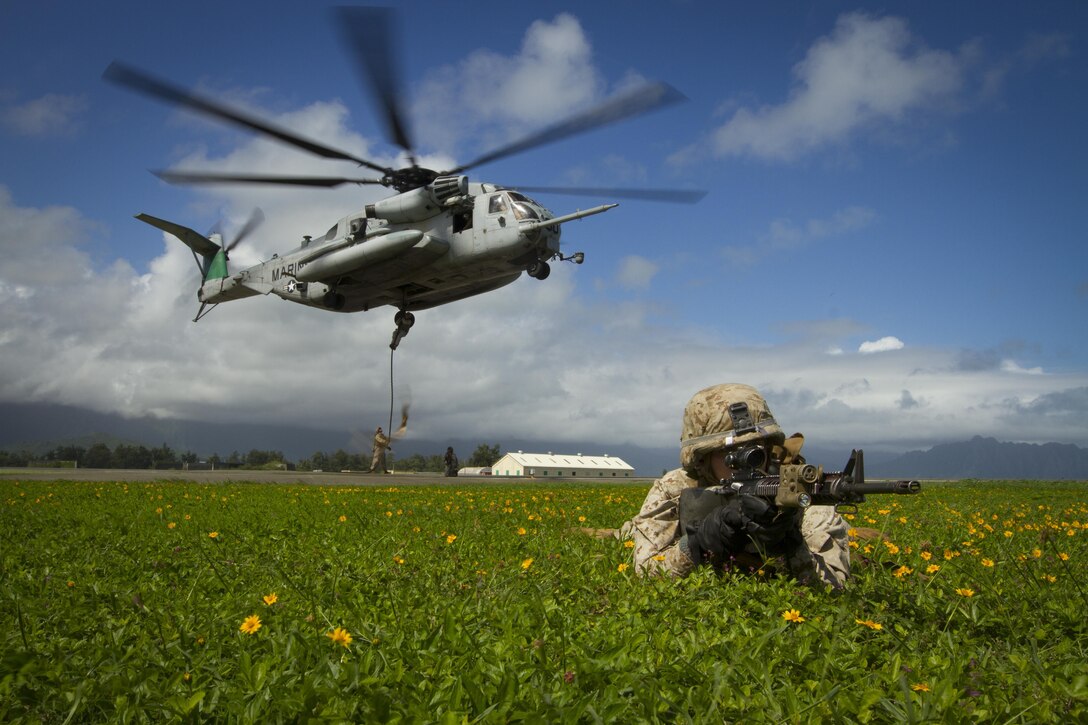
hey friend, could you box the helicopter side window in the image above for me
[488,194,508,214]
[324,223,339,241]
[452,210,473,234]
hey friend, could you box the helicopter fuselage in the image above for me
[196,180,612,315]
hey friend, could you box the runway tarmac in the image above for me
[2,467,455,485]
[0,468,651,486]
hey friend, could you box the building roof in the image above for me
[498,452,634,470]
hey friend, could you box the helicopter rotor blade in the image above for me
[335,6,416,163]
[445,82,688,176]
[154,170,388,188]
[103,61,391,176]
[223,208,265,256]
[509,185,707,204]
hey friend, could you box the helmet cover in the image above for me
[680,383,785,474]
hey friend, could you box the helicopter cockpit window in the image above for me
[324,223,339,241]
[507,192,539,221]
[488,194,508,214]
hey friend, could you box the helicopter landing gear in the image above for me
[390,310,415,350]
[527,261,551,280]
[322,291,346,310]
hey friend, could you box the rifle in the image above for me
[691,448,920,515]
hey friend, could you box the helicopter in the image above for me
[104,7,704,349]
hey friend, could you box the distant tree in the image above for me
[85,443,112,468]
[181,451,199,465]
[152,443,178,469]
[0,450,30,467]
[303,451,330,471]
[49,445,86,466]
[111,444,147,469]
[246,449,271,467]
[209,453,222,469]
[468,444,502,468]
[331,449,351,471]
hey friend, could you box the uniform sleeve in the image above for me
[799,505,851,589]
[623,469,698,578]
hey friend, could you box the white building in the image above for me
[490,451,634,478]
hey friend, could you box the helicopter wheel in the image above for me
[527,261,551,280]
[323,291,346,310]
[394,310,415,329]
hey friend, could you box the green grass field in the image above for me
[2,478,1087,723]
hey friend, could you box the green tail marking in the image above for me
[204,250,229,281]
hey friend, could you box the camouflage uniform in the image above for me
[620,384,851,588]
[369,427,390,473]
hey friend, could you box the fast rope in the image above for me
[388,345,395,435]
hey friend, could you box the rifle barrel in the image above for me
[851,480,921,495]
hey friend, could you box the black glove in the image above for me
[679,488,799,565]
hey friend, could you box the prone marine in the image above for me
[620,383,853,588]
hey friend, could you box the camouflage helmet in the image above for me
[680,383,785,474]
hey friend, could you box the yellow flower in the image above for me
[981,558,995,568]
[782,609,805,624]
[66,580,75,588]
[926,564,941,574]
[393,555,405,565]
[617,563,629,573]
[385,511,393,517]
[653,554,666,562]
[338,515,347,522]
[327,627,353,648]
[855,618,883,631]
[911,682,930,692]
[1059,552,1070,561]
[623,540,635,549]
[955,587,975,597]
[521,558,533,570]
[446,534,457,544]
[882,541,900,555]
[167,522,177,529]
[920,551,932,561]
[516,527,527,536]
[208,531,219,539]
[894,565,913,578]
[239,615,262,635]
[578,515,586,522]
[262,593,278,606]
[1043,574,1057,583]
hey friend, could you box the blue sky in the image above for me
[1,1,1086,456]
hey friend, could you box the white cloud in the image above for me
[1,93,88,137]
[699,13,971,162]
[411,13,605,154]
[725,206,876,266]
[859,336,905,354]
[1000,359,1044,375]
[616,255,658,289]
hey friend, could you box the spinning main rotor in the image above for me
[104,6,704,203]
